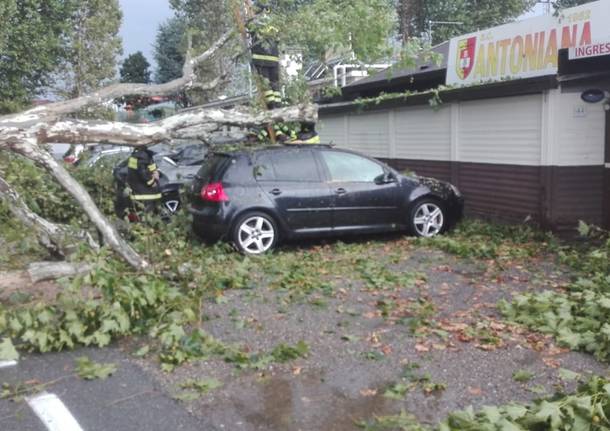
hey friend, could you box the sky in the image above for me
[118,1,551,69]
[119,0,173,65]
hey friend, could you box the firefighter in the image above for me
[126,147,161,214]
[289,122,321,144]
[249,1,282,109]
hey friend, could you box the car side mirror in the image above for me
[375,172,396,185]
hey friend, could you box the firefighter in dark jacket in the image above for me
[127,148,161,212]
[249,2,282,109]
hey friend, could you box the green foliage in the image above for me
[0,338,19,361]
[398,0,537,45]
[74,356,117,380]
[415,219,554,260]
[500,232,610,361]
[439,376,610,430]
[513,369,535,383]
[0,0,72,113]
[271,0,396,63]
[154,17,188,84]
[174,377,223,400]
[357,410,428,431]
[0,152,116,225]
[120,52,152,84]
[56,0,123,98]
[554,0,593,13]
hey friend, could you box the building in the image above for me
[318,0,610,230]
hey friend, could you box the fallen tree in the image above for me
[0,27,317,270]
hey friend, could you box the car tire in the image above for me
[232,211,278,255]
[409,198,447,238]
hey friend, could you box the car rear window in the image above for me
[196,154,231,182]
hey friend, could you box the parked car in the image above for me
[189,145,464,254]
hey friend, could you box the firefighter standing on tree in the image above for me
[249,2,282,109]
[127,148,161,213]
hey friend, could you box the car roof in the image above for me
[212,144,337,158]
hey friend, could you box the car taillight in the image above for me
[200,182,229,202]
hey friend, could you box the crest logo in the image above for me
[456,37,477,80]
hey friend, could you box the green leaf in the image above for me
[532,400,563,428]
[74,356,117,380]
[512,370,534,383]
[134,345,150,357]
[558,368,581,381]
[0,338,19,361]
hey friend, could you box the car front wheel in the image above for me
[233,212,278,255]
[409,199,446,238]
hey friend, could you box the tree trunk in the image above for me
[6,138,148,270]
[0,174,99,258]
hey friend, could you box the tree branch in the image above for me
[0,29,236,126]
[0,175,99,257]
[37,103,318,146]
[3,139,148,270]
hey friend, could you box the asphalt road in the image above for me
[0,347,205,431]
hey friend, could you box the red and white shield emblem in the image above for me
[456,37,477,80]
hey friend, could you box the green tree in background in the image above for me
[397,0,538,45]
[554,0,594,12]
[0,0,72,113]
[153,17,188,84]
[120,52,152,84]
[57,0,123,98]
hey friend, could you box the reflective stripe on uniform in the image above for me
[131,193,162,201]
[146,178,156,186]
[148,163,157,172]
[252,54,280,62]
[128,157,138,169]
[304,136,321,144]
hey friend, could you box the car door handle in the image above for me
[335,188,347,195]
[270,188,282,196]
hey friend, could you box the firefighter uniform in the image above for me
[249,6,282,109]
[289,122,321,144]
[126,148,161,211]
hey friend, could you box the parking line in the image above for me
[0,360,17,368]
[26,392,84,431]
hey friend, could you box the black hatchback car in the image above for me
[189,145,464,254]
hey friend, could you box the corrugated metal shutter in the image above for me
[318,115,346,147]
[555,93,605,166]
[346,111,390,158]
[394,106,451,160]
[458,95,542,166]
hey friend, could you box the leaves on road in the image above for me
[74,356,117,380]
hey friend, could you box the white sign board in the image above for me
[446,0,610,86]
[569,41,610,59]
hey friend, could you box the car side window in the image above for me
[253,153,275,181]
[270,150,321,182]
[321,151,384,182]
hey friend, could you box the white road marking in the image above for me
[0,360,17,368]
[26,392,84,431]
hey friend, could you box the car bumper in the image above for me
[188,204,229,241]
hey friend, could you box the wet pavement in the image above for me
[2,242,608,430]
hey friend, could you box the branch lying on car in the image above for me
[39,104,317,145]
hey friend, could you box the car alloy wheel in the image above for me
[412,201,445,238]
[235,214,276,255]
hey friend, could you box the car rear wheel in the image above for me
[233,212,278,255]
[410,199,446,238]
